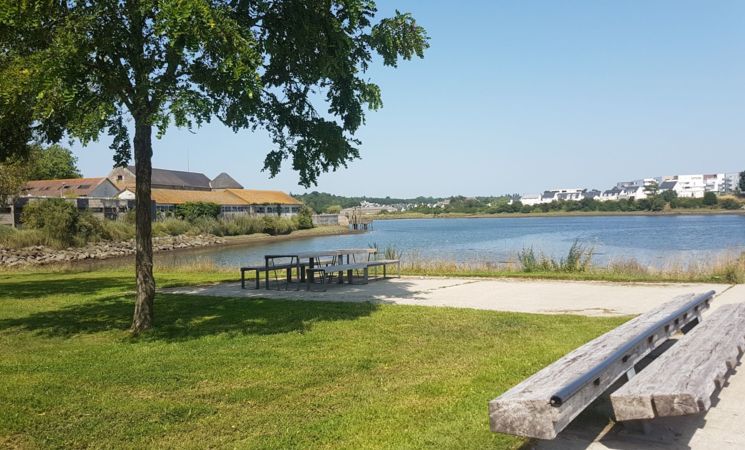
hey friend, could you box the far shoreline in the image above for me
[369,209,745,221]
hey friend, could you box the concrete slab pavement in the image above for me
[162,276,733,317]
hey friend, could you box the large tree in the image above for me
[0,156,27,205]
[0,1,428,333]
[28,144,82,180]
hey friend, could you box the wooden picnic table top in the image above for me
[265,249,377,260]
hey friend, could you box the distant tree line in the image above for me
[410,191,742,215]
[292,191,445,213]
[0,145,81,203]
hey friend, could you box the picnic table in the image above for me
[263,249,376,285]
[241,248,398,290]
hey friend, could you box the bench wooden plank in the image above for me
[367,259,400,278]
[610,303,745,421]
[488,293,711,440]
[316,263,369,272]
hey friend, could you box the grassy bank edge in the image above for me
[1,264,739,285]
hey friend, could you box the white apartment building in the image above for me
[519,194,543,206]
[704,174,726,193]
[615,178,658,190]
[617,185,648,200]
[724,173,741,193]
[671,174,706,198]
[519,171,739,206]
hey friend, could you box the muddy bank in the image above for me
[0,235,226,268]
[0,226,353,269]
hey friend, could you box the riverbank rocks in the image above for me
[0,235,226,268]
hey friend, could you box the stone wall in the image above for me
[0,234,225,268]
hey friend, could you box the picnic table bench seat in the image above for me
[611,302,745,421]
[367,259,401,278]
[306,263,370,291]
[488,291,714,440]
[240,262,298,289]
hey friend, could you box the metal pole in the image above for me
[549,290,715,407]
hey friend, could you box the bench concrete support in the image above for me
[611,303,745,421]
[488,292,713,440]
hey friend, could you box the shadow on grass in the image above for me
[0,274,134,300]
[0,292,379,341]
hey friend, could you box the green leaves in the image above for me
[371,10,429,67]
[1,1,428,185]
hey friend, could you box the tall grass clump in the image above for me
[0,227,57,249]
[368,242,403,260]
[261,216,296,235]
[224,215,264,235]
[189,217,227,236]
[152,218,192,237]
[100,220,135,241]
[518,240,594,273]
[711,252,745,284]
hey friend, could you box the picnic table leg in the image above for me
[241,269,245,289]
[255,269,260,289]
[308,257,316,283]
[264,256,270,290]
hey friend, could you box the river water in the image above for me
[152,215,745,269]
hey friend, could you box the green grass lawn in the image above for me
[0,270,626,449]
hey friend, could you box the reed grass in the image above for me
[397,248,745,284]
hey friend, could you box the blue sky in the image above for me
[71,1,745,197]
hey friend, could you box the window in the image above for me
[78,184,91,189]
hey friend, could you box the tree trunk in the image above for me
[130,120,155,334]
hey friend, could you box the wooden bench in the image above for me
[306,263,370,291]
[488,291,714,440]
[611,302,745,421]
[240,262,298,289]
[367,259,401,279]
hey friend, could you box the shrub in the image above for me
[76,211,108,243]
[261,216,296,235]
[720,198,742,210]
[660,190,678,203]
[296,205,315,230]
[703,192,718,206]
[153,218,192,236]
[21,199,80,247]
[175,202,221,222]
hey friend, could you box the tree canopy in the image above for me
[1,1,428,186]
[27,144,82,180]
[0,1,428,333]
[0,157,27,204]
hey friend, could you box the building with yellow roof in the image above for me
[149,188,303,217]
